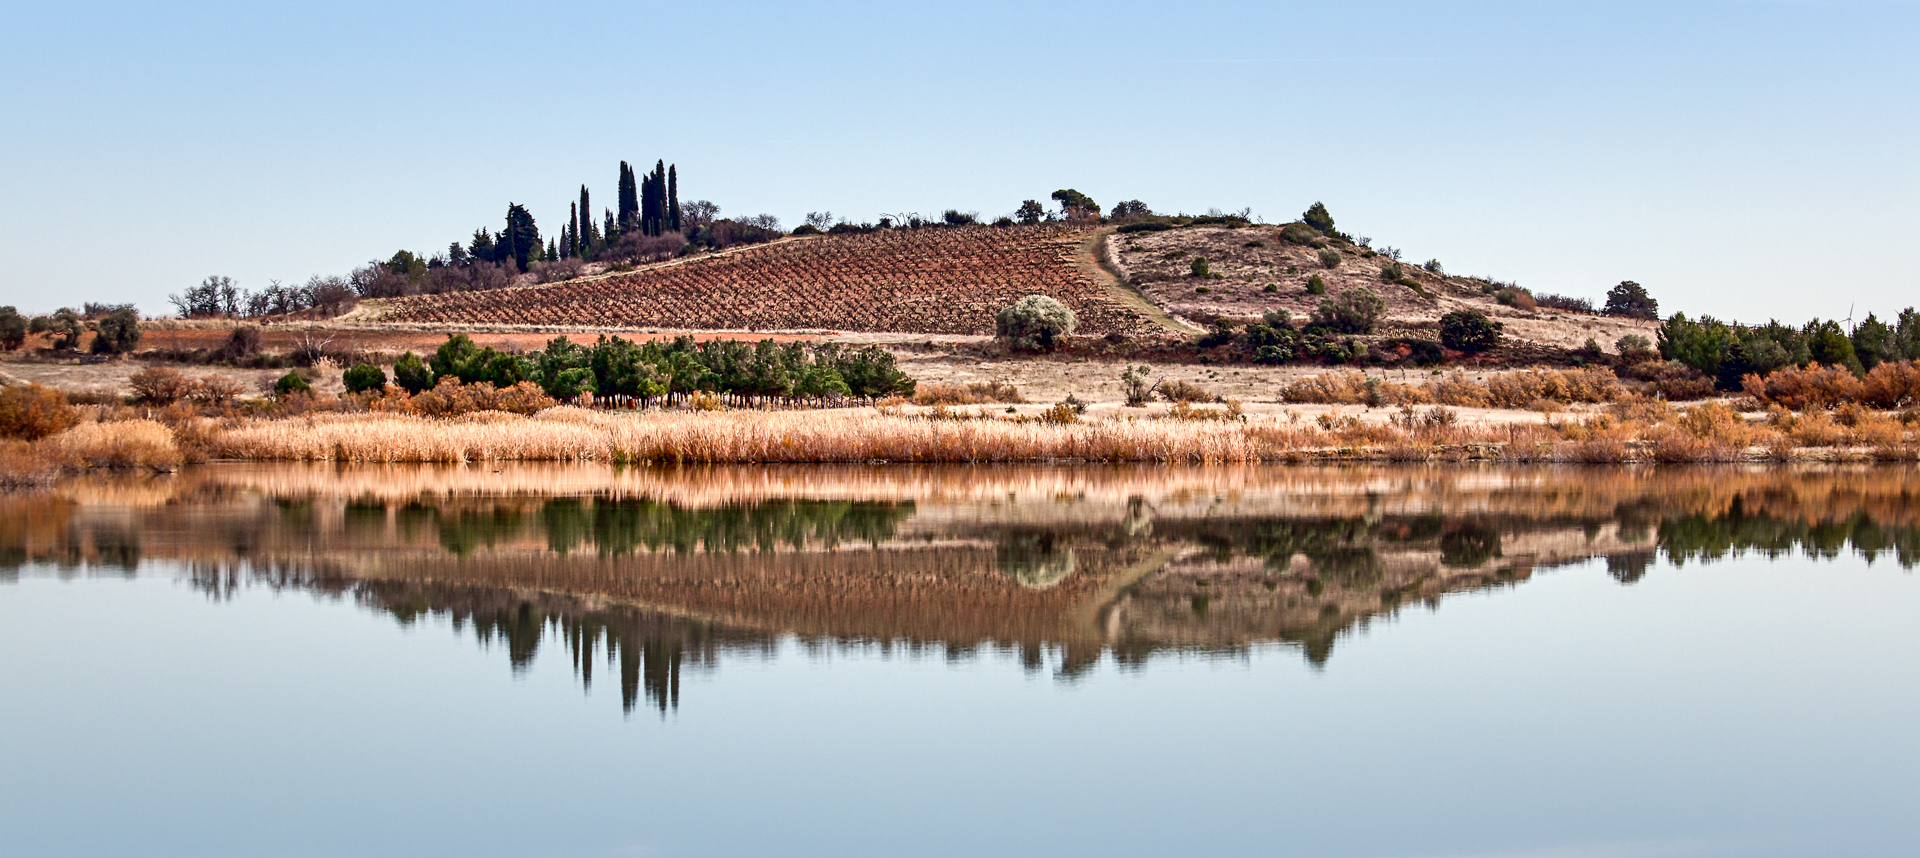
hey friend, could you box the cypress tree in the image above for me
[578,186,593,249]
[617,162,639,233]
[568,202,580,257]
[604,208,615,243]
[667,164,681,233]
[546,238,557,262]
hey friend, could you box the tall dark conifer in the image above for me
[667,165,681,233]
[568,202,580,257]
[617,162,639,233]
[578,186,593,250]
[502,203,541,272]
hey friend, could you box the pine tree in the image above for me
[667,164,681,233]
[503,203,541,272]
[546,238,558,262]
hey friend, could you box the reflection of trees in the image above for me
[8,466,1920,700]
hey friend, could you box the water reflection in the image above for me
[5,464,1917,713]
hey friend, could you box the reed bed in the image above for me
[201,404,1920,467]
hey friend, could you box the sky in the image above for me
[3,0,1916,323]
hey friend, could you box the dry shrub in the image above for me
[409,378,557,418]
[0,384,80,440]
[1485,368,1622,408]
[1280,372,1428,407]
[1429,372,1493,408]
[688,391,724,411]
[0,439,60,487]
[1157,379,1218,404]
[1741,362,1863,410]
[1676,402,1766,448]
[1633,363,1717,401]
[190,376,247,406]
[45,420,183,470]
[912,381,1026,405]
[1851,415,1906,454]
[1607,393,1674,426]
[1861,361,1920,409]
[129,366,195,405]
[1160,400,1244,421]
[1560,436,1632,463]
[1280,372,1369,405]
[1788,410,1846,447]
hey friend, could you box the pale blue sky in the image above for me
[4,0,1915,322]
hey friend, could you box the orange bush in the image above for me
[0,384,80,440]
[1741,362,1863,410]
[1861,361,1920,409]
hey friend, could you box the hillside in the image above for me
[1106,224,1659,351]
[341,220,1655,356]
[350,225,1163,337]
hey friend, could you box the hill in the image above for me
[344,220,1655,355]
[349,225,1165,337]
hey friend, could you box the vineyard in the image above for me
[361,226,1162,336]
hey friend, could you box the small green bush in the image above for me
[1379,261,1402,282]
[1312,287,1386,335]
[1195,286,1211,294]
[1190,257,1211,277]
[274,372,313,397]
[1317,248,1342,269]
[1118,221,1173,234]
[995,295,1078,351]
[1439,310,1504,353]
[1262,284,1278,293]
[343,362,388,393]
[1243,240,1266,248]
[1306,274,1328,296]
[1616,334,1655,360]
[89,308,143,355]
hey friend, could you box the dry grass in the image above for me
[44,420,184,471]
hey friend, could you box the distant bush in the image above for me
[1494,288,1536,311]
[995,295,1078,351]
[790,224,823,236]
[1379,261,1402,282]
[343,362,388,394]
[1121,365,1155,407]
[1243,240,1266,248]
[942,210,978,226]
[221,326,262,363]
[913,381,1026,406]
[1422,259,1444,275]
[1616,334,1655,361]
[1603,281,1659,320]
[274,372,313,397]
[1317,248,1342,269]
[1158,379,1218,404]
[0,384,79,440]
[1534,293,1596,314]
[1439,310,1504,353]
[1279,223,1319,245]
[1313,286,1386,335]
[1190,257,1211,277]
[0,307,26,351]
[991,216,1014,227]
[130,366,194,404]
[1118,221,1173,234]
[1262,284,1278,293]
[1306,274,1328,296]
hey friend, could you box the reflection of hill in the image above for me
[5,464,1919,709]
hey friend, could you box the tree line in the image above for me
[1659,309,1920,389]
[349,334,917,404]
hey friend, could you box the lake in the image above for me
[3,463,1917,857]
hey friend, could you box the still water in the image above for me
[3,464,1918,857]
